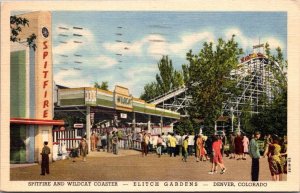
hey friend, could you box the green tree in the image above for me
[185,35,243,129]
[140,55,184,101]
[173,118,194,135]
[94,81,109,90]
[10,15,36,50]
[156,55,184,93]
[140,82,160,102]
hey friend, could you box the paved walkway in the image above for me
[10,150,287,181]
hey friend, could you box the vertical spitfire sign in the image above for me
[37,13,52,120]
[15,11,53,120]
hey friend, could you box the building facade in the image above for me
[10,11,64,163]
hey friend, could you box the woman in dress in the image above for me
[209,135,226,174]
[234,132,244,160]
[242,134,249,160]
[267,136,284,181]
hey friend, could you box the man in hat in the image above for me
[40,141,50,175]
[249,131,261,181]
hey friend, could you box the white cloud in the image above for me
[224,27,285,51]
[113,65,158,97]
[170,31,215,54]
[262,37,284,50]
[95,55,118,69]
[224,28,256,50]
[54,69,90,88]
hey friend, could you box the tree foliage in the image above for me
[10,15,37,50]
[173,118,194,136]
[140,82,160,102]
[94,81,109,91]
[184,35,243,128]
[140,55,184,101]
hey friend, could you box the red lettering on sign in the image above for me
[43,51,48,59]
[43,110,48,118]
[41,40,51,119]
[43,71,48,78]
[43,100,49,108]
[43,41,48,49]
[44,61,47,68]
[43,80,49,89]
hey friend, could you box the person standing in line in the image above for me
[229,133,235,159]
[161,132,167,154]
[166,132,171,155]
[249,131,261,181]
[79,138,88,162]
[90,132,96,151]
[182,136,189,162]
[112,131,119,155]
[242,134,250,160]
[196,134,202,162]
[156,134,163,157]
[40,141,50,175]
[181,133,187,155]
[128,132,133,149]
[141,132,149,157]
[234,132,244,160]
[169,133,177,157]
[101,133,107,152]
[175,133,182,156]
[193,134,198,158]
[209,135,226,174]
[188,133,194,156]
[263,133,273,157]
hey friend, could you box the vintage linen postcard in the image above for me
[0,0,299,192]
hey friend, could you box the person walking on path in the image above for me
[40,141,50,175]
[249,131,261,181]
[156,134,163,157]
[182,136,189,162]
[79,138,88,162]
[209,135,226,174]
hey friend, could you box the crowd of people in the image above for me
[67,129,287,181]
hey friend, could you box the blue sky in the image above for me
[52,11,287,97]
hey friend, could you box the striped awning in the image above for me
[10,118,64,125]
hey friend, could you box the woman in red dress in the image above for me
[209,135,226,174]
